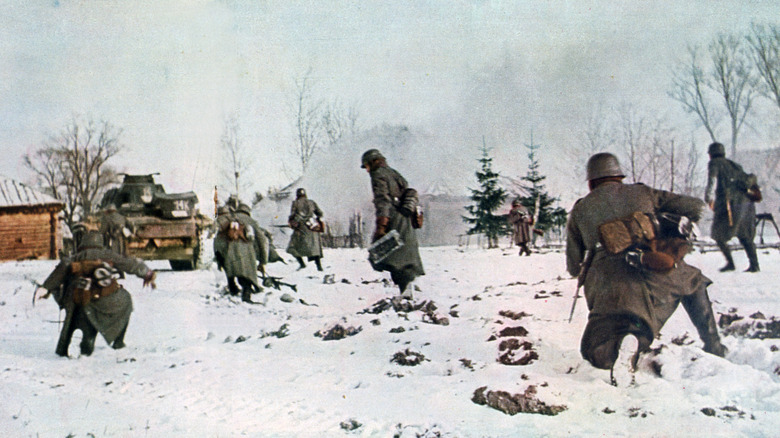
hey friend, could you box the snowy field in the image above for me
[1,241,780,438]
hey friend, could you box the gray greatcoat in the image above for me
[286,197,323,259]
[217,211,262,290]
[705,156,757,245]
[566,181,720,367]
[42,246,152,354]
[100,211,132,255]
[369,165,425,281]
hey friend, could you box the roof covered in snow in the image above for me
[0,176,63,208]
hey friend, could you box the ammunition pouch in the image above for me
[598,212,656,255]
[600,211,694,273]
[73,279,120,306]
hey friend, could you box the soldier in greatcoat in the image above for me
[99,203,133,255]
[35,231,156,357]
[704,142,760,272]
[215,201,263,302]
[286,188,324,271]
[508,199,533,256]
[566,153,725,385]
[362,149,425,298]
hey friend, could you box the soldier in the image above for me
[99,203,133,255]
[704,142,760,272]
[235,202,272,273]
[362,149,425,298]
[213,205,231,271]
[215,201,262,303]
[508,199,533,256]
[286,188,324,271]
[566,153,725,386]
[34,231,156,357]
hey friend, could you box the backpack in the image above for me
[69,260,120,305]
[727,161,762,203]
[222,220,248,241]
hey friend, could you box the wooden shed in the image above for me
[0,177,64,261]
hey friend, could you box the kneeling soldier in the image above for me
[36,231,156,357]
[566,153,725,386]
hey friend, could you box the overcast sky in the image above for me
[2,1,779,209]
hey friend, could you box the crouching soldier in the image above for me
[35,231,156,357]
[566,153,726,386]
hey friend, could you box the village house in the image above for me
[0,176,64,261]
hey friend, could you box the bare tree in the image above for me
[24,116,123,227]
[709,33,758,157]
[669,46,720,143]
[566,104,616,190]
[617,104,651,184]
[291,68,323,173]
[747,22,780,113]
[321,100,359,148]
[219,112,254,199]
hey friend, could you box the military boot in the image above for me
[295,257,306,270]
[682,289,727,357]
[716,242,735,272]
[112,325,128,350]
[80,335,96,356]
[741,238,760,272]
[241,288,253,303]
[314,257,323,272]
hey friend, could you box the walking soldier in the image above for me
[35,231,156,357]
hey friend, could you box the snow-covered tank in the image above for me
[99,173,212,270]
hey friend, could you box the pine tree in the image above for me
[517,134,567,244]
[463,140,509,248]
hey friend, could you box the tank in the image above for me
[98,174,213,270]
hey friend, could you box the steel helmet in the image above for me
[586,153,625,181]
[708,142,726,157]
[79,230,104,249]
[360,149,385,168]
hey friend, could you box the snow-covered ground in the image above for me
[1,241,779,437]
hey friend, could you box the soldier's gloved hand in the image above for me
[373,216,390,242]
[143,270,157,289]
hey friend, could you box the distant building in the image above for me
[0,176,64,261]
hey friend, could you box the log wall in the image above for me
[0,207,62,261]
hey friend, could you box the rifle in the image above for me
[213,186,219,220]
[31,282,46,307]
[568,249,593,323]
[259,271,297,292]
[726,198,733,227]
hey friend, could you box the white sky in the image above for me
[2,1,779,207]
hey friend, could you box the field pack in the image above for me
[69,260,120,305]
[727,160,762,203]
[398,188,424,229]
